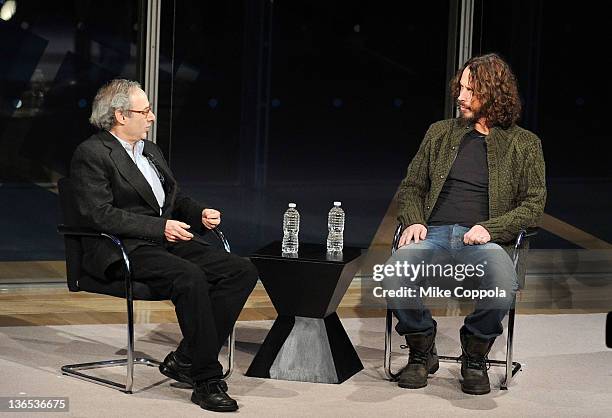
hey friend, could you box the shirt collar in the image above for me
[108,131,144,158]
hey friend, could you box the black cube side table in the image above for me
[246,241,364,384]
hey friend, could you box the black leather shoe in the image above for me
[191,379,238,412]
[159,351,193,386]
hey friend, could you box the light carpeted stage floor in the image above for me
[0,314,610,417]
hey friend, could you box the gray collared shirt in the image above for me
[110,132,165,214]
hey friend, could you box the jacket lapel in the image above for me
[445,119,472,171]
[449,121,472,147]
[98,131,161,213]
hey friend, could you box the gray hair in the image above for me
[89,79,142,130]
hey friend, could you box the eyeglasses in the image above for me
[127,105,153,116]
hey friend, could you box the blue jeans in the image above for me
[383,224,518,340]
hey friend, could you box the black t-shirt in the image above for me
[428,130,489,227]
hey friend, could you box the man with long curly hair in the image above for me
[383,53,546,394]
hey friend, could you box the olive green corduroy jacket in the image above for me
[397,118,546,246]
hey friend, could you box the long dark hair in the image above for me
[450,53,522,128]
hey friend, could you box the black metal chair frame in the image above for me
[58,182,235,394]
[383,223,536,390]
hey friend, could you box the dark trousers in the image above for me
[108,240,258,381]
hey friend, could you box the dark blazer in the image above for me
[70,130,208,278]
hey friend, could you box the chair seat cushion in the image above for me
[77,274,166,301]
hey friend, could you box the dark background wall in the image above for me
[157,0,450,255]
[0,0,140,261]
[0,0,610,263]
[472,0,612,248]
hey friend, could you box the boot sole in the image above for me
[461,384,491,395]
[191,392,238,412]
[398,381,427,389]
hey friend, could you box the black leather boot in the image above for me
[159,351,193,386]
[398,322,439,389]
[460,327,495,395]
[191,378,238,412]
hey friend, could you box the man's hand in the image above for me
[398,224,428,248]
[463,225,491,245]
[202,208,221,230]
[165,220,193,242]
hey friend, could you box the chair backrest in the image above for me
[57,177,82,292]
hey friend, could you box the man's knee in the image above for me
[393,239,442,263]
[477,242,506,253]
[174,264,209,294]
[242,258,259,283]
[230,255,259,287]
[473,247,518,297]
[382,246,444,288]
[474,242,511,262]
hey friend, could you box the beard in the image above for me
[457,101,483,127]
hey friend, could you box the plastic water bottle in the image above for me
[327,201,345,253]
[282,203,300,254]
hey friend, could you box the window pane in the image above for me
[0,0,141,280]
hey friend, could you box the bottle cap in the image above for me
[288,203,296,208]
[334,201,341,206]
